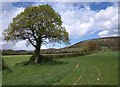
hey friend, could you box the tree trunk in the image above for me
[29,39,42,64]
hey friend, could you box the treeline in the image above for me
[2,49,81,55]
[41,49,80,54]
[43,52,91,59]
[2,50,33,55]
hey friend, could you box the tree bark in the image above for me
[29,38,42,63]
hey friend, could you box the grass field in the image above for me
[2,51,118,85]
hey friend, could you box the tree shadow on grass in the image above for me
[38,59,68,66]
[16,59,68,66]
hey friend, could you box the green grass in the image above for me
[0,72,2,86]
[2,51,118,85]
[3,55,31,67]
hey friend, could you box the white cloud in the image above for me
[1,2,119,50]
[98,30,109,37]
[53,4,97,39]
[98,30,118,37]
[94,5,118,37]
[2,5,25,32]
[1,3,25,50]
[57,3,118,38]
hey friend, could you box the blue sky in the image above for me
[1,2,118,50]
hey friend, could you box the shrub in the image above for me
[2,59,9,70]
[42,52,91,59]
[81,41,101,52]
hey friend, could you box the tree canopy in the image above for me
[3,4,69,63]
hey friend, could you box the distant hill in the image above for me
[2,36,120,55]
[65,36,120,49]
[41,36,120,53]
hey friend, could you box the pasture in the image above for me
[2,52,118,85]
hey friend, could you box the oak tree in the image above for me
[3,5,69,63]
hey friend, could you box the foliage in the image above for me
[2,50,33,55]
[2,59,9,70]
[43,52,91,59]
[111,47,120,51]
[3,5,69,45]
[3,4,69,63]
[81,40,101,52]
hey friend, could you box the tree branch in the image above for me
[41,35,47,38]
[28,26,38,42]
[27,37,36,47]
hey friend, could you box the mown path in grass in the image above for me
[54,52,118,85]
[2,52,118,85]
